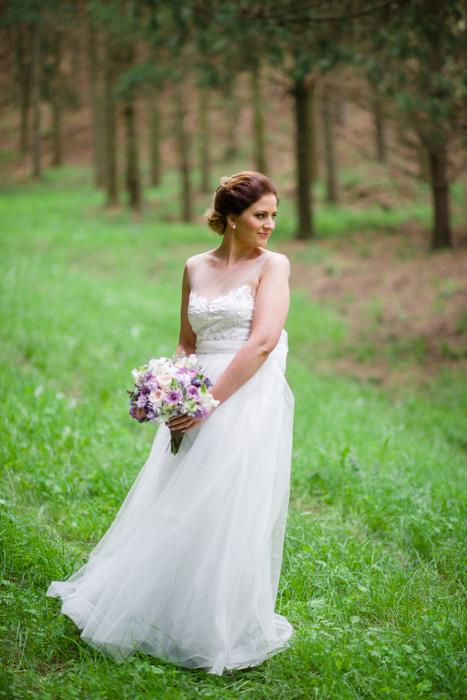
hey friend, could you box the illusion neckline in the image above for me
[201,250,272,271]
[189,285,254,308]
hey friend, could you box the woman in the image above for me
[47,171,294,675]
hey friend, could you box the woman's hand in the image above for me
[168,406,216,434]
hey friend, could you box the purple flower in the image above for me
[194,406,209,419]
[187,386,200,400]
[129,406,137,418]
[175,370,191,387]
[165,390,183,404]
[204,377,213,388]
[137,394,147,408]
[191,377,202,387]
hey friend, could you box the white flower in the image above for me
[149,357,169,374]
[157,373,173,390]
[186,354,198,368]
[132,369,145,384]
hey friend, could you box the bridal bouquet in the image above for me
[127,354,219,454]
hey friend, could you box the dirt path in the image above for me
[283,224,467,385]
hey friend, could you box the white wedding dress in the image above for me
[47,250,294,675]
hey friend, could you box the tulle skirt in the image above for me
[47,332,294,675]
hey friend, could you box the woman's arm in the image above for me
[209,254,290,404]
[170,254,290,432]
[176,263,197,357]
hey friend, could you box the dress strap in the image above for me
[188,251,277,302]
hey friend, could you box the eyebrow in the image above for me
[254,209,278,214]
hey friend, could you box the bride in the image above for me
[47,171,294,675]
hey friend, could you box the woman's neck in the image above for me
[214,233,263,267]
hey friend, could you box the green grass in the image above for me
[1,169,466,699]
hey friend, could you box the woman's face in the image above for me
[230,193,278,248]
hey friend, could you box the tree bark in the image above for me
[224,83,240,161]
[251,66,267,174]
[88,26,107,188]
[30,23,41,179]
[293,78,313,239]
[307,79,319,183]
[51,31,63,167]
[322,82,339,204]
[104,39,118,206]
[429,144,452,249]
[12,25,31,155]
[70,22,82,109]
[174,83,192,222]
[417,140,430,181]
[123,94,142,211]
[372,93,387,163]
[424,0,452,249]
[149,92,161,187]
[198,84,210,193]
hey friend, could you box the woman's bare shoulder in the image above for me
[262,251,290,274]
[186,249,218,269]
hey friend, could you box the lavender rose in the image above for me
[165,390,183,405]
[187,386,200,401]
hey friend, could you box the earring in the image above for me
[232,223,236,229]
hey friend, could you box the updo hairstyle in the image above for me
[206,171,279,235]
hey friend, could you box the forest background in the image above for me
[1,0,467,699]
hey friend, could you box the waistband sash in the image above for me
[196,330,288,356]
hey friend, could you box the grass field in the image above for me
[1,169,466,699]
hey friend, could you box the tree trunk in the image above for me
[13,25,31,155]
[417,140,430,181]
[251,66,267,174]
[149,92,161,187]
[88,26,106,188]
[428,144,451,249]
[293,78,313,240]
[425,0,452,249]
[30,23,41,179]
[104,40,118,206]
[307,79,319,183]
[198,84,210,193]
[123,95,142,211]
[174,83,192,222]
[372,94,387,163]
[224,83,240,161]
[70,24,82,109]
[322,82,339,204]
[51,31,63,167]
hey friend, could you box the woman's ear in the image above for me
[227,216,236,230]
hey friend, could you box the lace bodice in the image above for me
[188,284,255,343]
[187,251,288,344]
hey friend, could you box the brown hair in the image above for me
[206,171,279,235]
